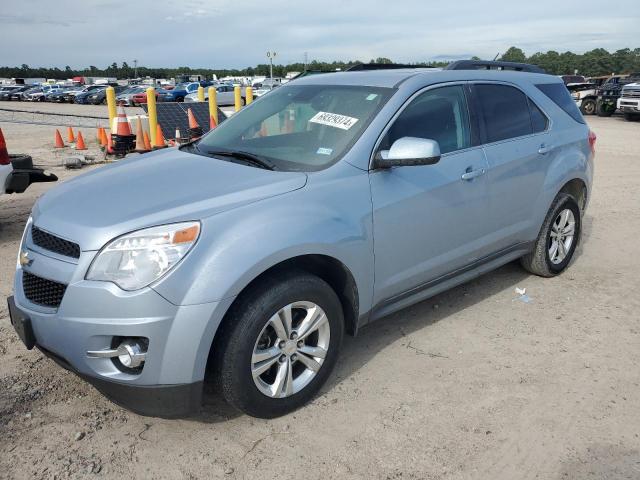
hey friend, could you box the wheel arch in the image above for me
[204,253,360,378]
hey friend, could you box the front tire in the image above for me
[520,193,582,277]
[580,98,596,115]
[214,271,344,418]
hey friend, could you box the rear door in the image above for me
[471,83,551,250]
[370,84,492,304]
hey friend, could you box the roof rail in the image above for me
[346,63,433,71]
[445,60,547,74]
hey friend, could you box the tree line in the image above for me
[1,48,638,81]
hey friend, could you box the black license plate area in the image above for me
[7,296,36,350]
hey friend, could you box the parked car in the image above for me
[47,86,83,103]
[86,85,127,105]
[66,84,108,103]
[0,85,25,100]
[184,84,244,106]
[115,86,146,106]
[76,86,113,105]
[159,81,213,102]
[10,86,36,101]
[618,81,640,121]
[23,84,64,102]
[568,82,598,115]
[129,88,169,106]
[8,65,594,419]
[594,74,640,117]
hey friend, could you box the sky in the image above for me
[1,0,638,69]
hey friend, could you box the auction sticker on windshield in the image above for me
[309,112,359,130]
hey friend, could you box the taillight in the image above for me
[588,130,596,154]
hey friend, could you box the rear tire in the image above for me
[214,270,344,418]
[596,99,614,117]
[520,193,581,277]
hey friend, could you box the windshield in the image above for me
[196,84,393,171]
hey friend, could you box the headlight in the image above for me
[86,222,200,291]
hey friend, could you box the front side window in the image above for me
[196,84,393,171]
[378,85,471,155]
[475,84,533,143]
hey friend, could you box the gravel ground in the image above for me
[1,104,640,480]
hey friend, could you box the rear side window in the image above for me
[528,99,548,133]
[535,83,585,124]
[475,84,533,143]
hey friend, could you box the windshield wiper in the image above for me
[203,149,277,171]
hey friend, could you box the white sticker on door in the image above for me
[309,111,359,130]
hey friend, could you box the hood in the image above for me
[33,148,307,250]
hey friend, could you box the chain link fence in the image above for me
[0,107,110,129]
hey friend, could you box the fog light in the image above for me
[117,339,147,368]
[87,337,147,370]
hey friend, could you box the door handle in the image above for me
[538,143,555,155]
[461,168,486,181]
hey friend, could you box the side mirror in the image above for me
[374,137,441,168]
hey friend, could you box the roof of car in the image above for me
[291,68,559,89]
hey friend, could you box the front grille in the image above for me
[22,271,67,308]
[31,226,80,259]
[622,90,640,99]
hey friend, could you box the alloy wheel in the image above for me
[251,301,330,398]
[548,208,575,264]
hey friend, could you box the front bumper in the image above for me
[9,225,234,417]
[618,98,640,112]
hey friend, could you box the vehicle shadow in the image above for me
[196,259,532,423]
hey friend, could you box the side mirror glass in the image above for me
[375,137,441,168]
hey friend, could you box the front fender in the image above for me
[152,163,375,317]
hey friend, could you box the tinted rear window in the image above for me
[475,84,533,143]
[535,83,585,124]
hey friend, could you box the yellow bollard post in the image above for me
[208,86,218,126]
[106,87,117,132]
[197,85,205,102]
[245,86,253,105]
[146,87,158,146]
[234,85,242,112]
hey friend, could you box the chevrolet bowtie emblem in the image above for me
[19,250,32,267]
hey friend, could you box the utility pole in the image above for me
[266,51,276,81]
[133,59,138,79]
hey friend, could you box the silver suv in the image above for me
[8,63,595,418]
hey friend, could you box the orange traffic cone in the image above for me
[209,115,217,130]
[75,132,87,150]
[143,130,152,151]
[114,106,132,136]
[100,127,108,146]
[106,133,114,155]
[54,129,65,148]
[153,124,167,149]
[134,117,148,153]
[187,108,202,139]
[67,126,75,143]
[0,128,9,165]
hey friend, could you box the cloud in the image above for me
[0,0,638,69]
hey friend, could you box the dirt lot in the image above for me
[1,105,639,479]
